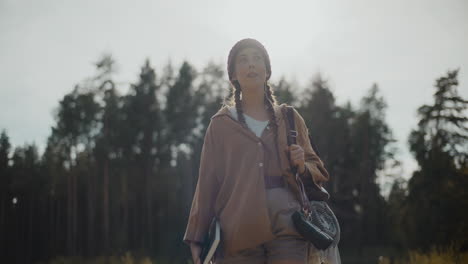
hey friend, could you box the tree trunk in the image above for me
[0,195,5,258]
[67,170,72,255]
[103,158,109,253]
[48,193,54,257]
[73,169,78,255]
[146,159,153,251]
[122,173,128,250]
[27,194,34,263]
[86,169,95,256]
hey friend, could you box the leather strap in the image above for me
[284,106,330,202]
[283,106,310,211]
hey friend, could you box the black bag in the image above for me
[283,106,340,251]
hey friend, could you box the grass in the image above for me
[379,245,468,264]
[36,245,468,264]
[36,252,183,264]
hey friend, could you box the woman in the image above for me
[183,38,330,264]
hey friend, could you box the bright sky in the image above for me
[1,0,467,189]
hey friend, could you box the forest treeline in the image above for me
[0,55,466,263]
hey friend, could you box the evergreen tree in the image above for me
[164,61,198,148]
[274,77,297,106]
[0,130,12,260]
[160,61,199,257]
[352,84,396,249]
[9,144,44,263]
[405,69,468,250]
[120,59,163,253]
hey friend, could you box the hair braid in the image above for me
[233,81,248,128]
[263,82,279,146]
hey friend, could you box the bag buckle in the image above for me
[302,207,312,220]
[289,130,298,139]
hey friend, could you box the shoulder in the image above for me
[272,103,288,121]
[292,107,306,123]
[211,105,230,120]
[204,106,231,136]
[283,104,308,131]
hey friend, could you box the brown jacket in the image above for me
[183,103,330,255]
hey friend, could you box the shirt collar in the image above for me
[212,103,285,124]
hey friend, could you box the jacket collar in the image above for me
[211,103,286,123]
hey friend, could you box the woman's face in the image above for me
[233,47,267,92]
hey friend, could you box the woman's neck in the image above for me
[240,86,269,121]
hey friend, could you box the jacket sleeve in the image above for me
[293,108,330,186]
[183,120,220,244]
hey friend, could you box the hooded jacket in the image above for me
[183,103,330,255]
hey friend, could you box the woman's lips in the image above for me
[247,72,258,78]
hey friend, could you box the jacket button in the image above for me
[259,162,263,167]
[257,142,262,146]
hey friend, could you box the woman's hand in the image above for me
[190,242,202,264]
[285,144,306,174]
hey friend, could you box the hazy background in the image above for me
[1,0,467,181]
[0,1,467,263]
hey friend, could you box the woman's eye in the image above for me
[254,55,261,61]
[238,57,247,64]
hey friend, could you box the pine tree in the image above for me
[352,84,396,248]
[0,130,12,260]
[406,69,468,250]
[274,77,297,105]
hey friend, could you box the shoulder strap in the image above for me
[283,106,310,210]
[286,106,322,158]
[285,106,297,147]
[283,105,330,202]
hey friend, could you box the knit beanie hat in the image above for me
[227,38,272,82]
